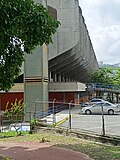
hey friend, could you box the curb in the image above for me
[55,117,69,126]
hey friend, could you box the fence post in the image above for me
[53,99,56,125]
[69,100,73,129]
[101,103,105,136]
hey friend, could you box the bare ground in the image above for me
[0,141,93,160]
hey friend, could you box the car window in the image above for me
[104,103,111,106]
[90,99,101,102]
[94,103,102,107]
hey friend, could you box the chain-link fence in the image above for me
[0,114,29,132]
[60,103,120,137]
[25,100,71,125]
[1,100,120,137]
[0,100,73,132]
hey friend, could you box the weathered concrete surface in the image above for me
[24,45,48,120]
[48,0,98,83]
[24,0,98,116]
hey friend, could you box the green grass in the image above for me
[0,131,28,138]
[0,156,11,160]
[0,131,120,160]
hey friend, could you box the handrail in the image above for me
[86,83,120,93]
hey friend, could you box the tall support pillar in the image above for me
[62,76,65,82]
[66,77,68,82]
[58,74,61,82]
[54,73,57,82]
[24,44,48,121]
[49,71,52,82]
[77,92,80,104]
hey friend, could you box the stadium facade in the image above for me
[0,0,98,113]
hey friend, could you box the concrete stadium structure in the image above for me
[0,0,99,115]
[24,0,98,116]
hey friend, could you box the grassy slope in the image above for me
[0,131,120,160]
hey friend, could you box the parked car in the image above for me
[81,98,106,107]
[81,101,120,115]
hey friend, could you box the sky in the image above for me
[79,0,120,64]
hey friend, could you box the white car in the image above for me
[81,101,120,115]
[81,98,106,107]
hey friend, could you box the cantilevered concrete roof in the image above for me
[48,0,98,83]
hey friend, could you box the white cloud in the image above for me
[108,40,120,56]
[79,0,120,64]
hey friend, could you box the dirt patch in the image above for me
[0,141,92,160]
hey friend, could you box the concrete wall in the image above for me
[48,0,80,59]
[24,44,48,120]
[24,0,98,118]
[49,82,86,92]
[48,0,98,83]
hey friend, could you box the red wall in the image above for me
[0,92,24,111]
[49,92,63,102]
[49,92,74,103]
[64,92,74,104]
[0,91,88,111]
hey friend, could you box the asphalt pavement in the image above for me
[42,106,120,137]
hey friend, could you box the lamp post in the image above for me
[69,100,73,129]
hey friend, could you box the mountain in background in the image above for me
[99,61,120,68]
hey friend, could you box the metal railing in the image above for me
[1,99,120,137]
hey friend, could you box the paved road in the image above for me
[61,108,120,136]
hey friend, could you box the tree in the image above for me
[90,68,112,85]
[0,0,60,91]
[90,67,120,88]
[90,67,120,101]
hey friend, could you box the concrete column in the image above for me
[68,77,71,82]
[24,44,48,121]
[77,92,80,104]
[66,77,68,82]
[58,74,61,82]
[49,71,52,82]
[62,76,65,82]
[54,73,57,82]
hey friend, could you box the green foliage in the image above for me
[90,68,112,85]
[0,0,60,91]
[30,118,36,131]
[4,99,24,120]
[90,67,120,89]
[3,99,25,135]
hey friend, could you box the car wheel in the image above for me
[108,109,114,115]
[85,109,91,115]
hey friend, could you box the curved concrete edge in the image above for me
[68,130,120,146]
